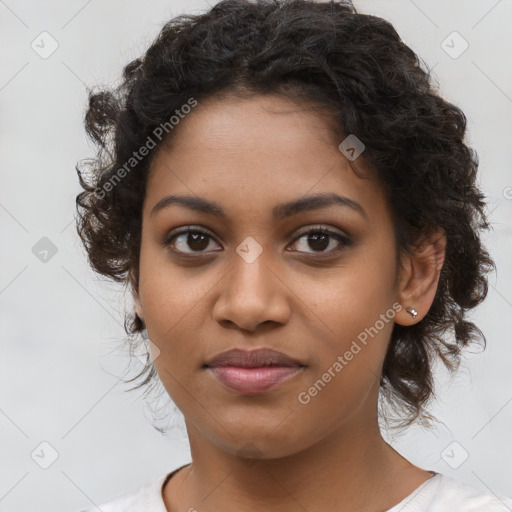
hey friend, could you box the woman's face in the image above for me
[136,94,404,459]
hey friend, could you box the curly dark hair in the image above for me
[76,0,495,430]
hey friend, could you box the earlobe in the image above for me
[129,270,145,321]
[133,290,144,321]
[395,227,447,326]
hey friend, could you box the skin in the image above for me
[133,94,446,512]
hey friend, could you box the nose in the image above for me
[212,248,291,332]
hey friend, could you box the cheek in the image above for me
[138,228,210,322]
[296,235,398,391]
[301,239,397,337]
[140,273,209,356]
[137,243,204,357]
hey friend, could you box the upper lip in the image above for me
[204,348,304,368]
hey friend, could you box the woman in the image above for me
[75,0,512,510]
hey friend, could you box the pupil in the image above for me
[189,232,209,251]
[309,233,328,251]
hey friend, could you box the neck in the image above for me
[163,409,429,512]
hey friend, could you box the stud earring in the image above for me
[406,307,418,319]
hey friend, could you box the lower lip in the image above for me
[207,366,303,394]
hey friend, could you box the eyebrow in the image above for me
[150,192,367,221]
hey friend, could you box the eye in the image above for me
[162,227,221,255]
[288,226,351,255]
[162,225,351,257]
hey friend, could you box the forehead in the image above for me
[145,94,388,222]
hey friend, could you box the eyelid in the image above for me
[291,224,349,240]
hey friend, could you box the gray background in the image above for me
[0,1,511,511]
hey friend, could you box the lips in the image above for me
[204,348,305,394]
[204,348,303,368]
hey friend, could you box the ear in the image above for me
[395,227,447,326]
[132,288,144,322]
[128,269,145,322]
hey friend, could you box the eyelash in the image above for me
[162,225,351,258]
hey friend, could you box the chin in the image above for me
[207,420,312,461]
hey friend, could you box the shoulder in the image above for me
[78,471,170,512]
[416,473,512,511]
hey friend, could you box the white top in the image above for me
[80,466,512,512]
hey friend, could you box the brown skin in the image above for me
[134,94,446,512]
